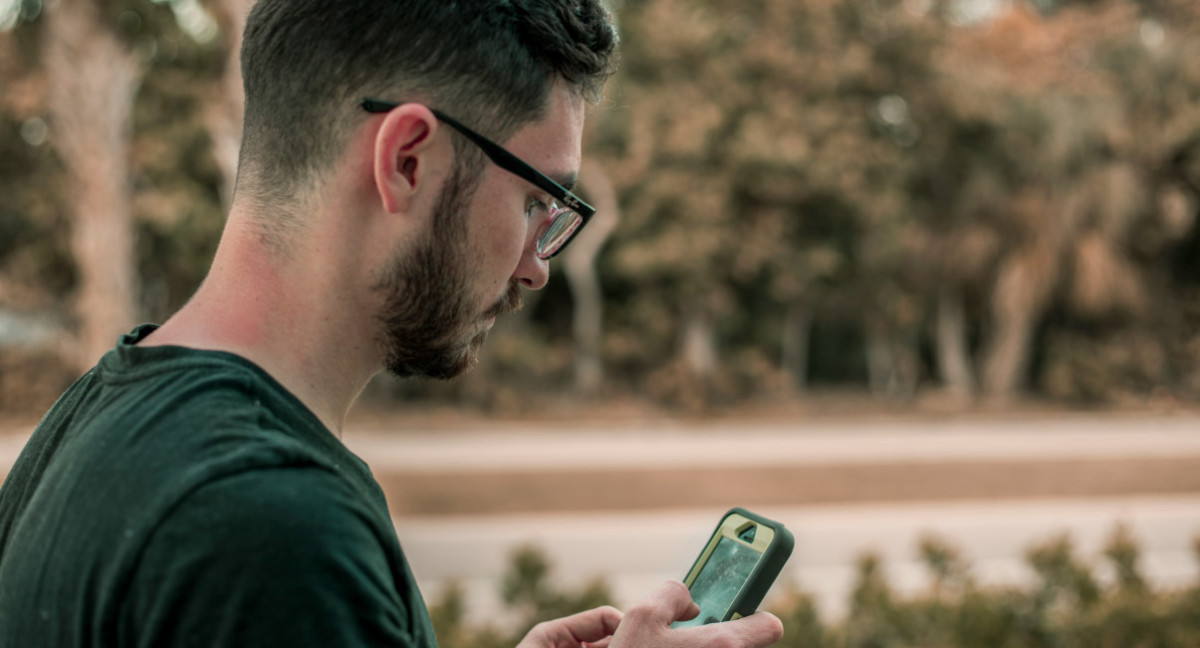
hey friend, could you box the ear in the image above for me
[372,104,440,214]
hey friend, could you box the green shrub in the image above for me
[429,527,1200,648]
[429,544,614,648]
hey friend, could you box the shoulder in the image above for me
[147,466,389,573]
[122,466,424,647]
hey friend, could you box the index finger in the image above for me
[731,611,785,645]
[649,580,701,624]
[520,605,624,648]
[559,606,624,642]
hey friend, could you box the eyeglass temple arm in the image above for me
[361,98,594,218]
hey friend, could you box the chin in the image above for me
[449,330,491,376]
[385,330,489,381]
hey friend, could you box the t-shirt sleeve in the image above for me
[120,466,423,648]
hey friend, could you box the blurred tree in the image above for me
[1,0,223,378]
[4,0,1200,409]
[205,0,251,205]
[563,158,620,396]
[912,0,1200,403]
[43,0,140,369]
[593,0,944,403]
[127,1,226,322]
[0,3,73,312]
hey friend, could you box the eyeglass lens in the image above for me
[537,209,584,259]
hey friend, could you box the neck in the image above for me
[143,210,381,436]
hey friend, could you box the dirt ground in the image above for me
[5,393,1199,518]
[349,401,1200,517]
[374,454,1200,517]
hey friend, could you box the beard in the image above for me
[372,160,523,380]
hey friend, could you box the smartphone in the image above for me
[671,507,794,628]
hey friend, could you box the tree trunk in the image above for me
[934,286,976,400]
[207,0,252,207]
[680,300,716,381]
[563,160,618,396]
[980,247,1055,400]
[781,298,811,393]
[865,316,918,400]
[46,0,140,369]
[864,321,895,398]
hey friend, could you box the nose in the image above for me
[513,237,550,290]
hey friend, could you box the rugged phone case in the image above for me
[681,507,795,623]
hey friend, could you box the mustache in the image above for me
[484,282,524,319]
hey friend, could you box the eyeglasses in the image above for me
[361,98,594,260]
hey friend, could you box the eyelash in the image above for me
[525,197,549,220]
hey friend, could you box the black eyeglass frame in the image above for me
[361,98,594,259]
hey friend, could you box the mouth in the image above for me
[482,282,524,321]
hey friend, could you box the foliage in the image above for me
[776,527,1200,648]
[429,544,614,648]
[2,0,1200,409]
[435,528,1200,648]
[0,0,224,318]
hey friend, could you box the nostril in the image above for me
[516,252,550,291]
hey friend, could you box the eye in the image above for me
[525,196,550,220]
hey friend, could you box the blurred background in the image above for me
[2,0,1200,645]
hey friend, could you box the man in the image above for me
[0,1,784,647]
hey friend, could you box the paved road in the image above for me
[338,412,1200,517]
[344,412,1200,471]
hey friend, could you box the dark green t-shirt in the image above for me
[0,325,438,648]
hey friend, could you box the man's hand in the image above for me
[516,606,624,648]
[516,580,784,648]
[608,580,784,648]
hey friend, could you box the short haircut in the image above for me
[235,0,618,213]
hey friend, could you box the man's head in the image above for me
[236,0,618,217]
[233,0,617,380]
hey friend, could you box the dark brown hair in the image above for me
[235,0,618,207]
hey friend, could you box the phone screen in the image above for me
[674,536,763,627]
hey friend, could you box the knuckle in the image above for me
[623,601,657,624]
[664,579,691,602]
[597,604,623,621]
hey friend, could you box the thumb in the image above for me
[724,611,785,645]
